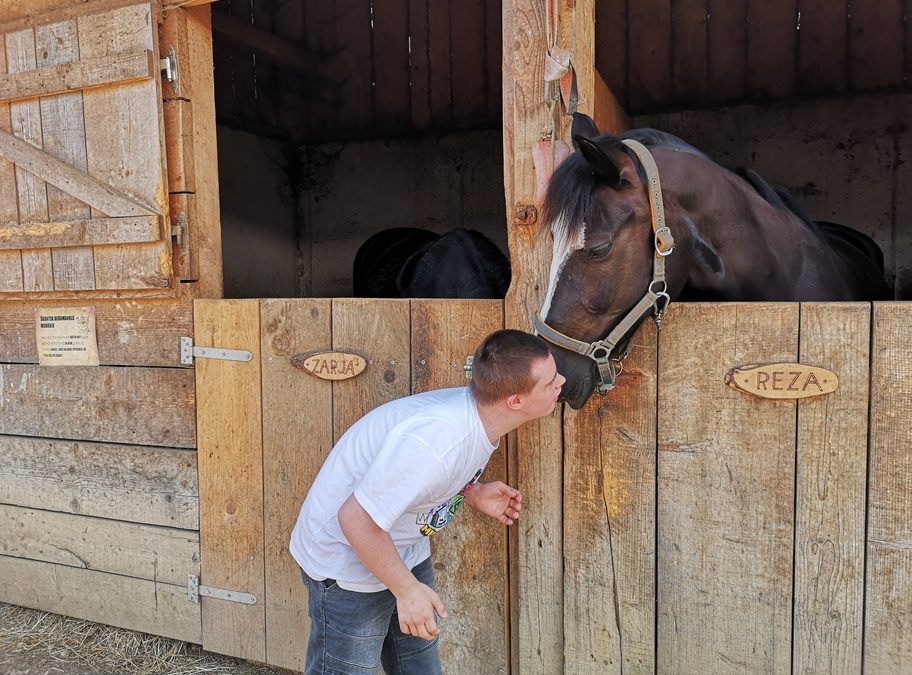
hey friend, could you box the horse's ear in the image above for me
[574,136,622,186]
[571,113,600,142]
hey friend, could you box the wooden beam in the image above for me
[210,10,319,76]
[0,49,154,103]
[0,215,159,249]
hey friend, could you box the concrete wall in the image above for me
[218,127,506,298]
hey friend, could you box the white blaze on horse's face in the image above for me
[540,213,586,320]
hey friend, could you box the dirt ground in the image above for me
[0,604,295,675]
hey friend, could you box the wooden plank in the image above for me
[184,4,221,298]
[0,215,158,248]
[260,298,332,671]
[0,48,153,102]
[334,0,373,135]
[796,0,847,94]
[592,72,629,134]
[427,0,453,127]
[0,295,192,366]
[0,435,198,529]
[657,303,797,673]
[897,122,912,300]
[408,0,431,131]
[484,0,501,123]
[0,128,158,216]
[594,0,627,109]
[793,303,867,673]
[163,98,194,193]
[563,323,656,674]
[865,302,912,670]
[0,364,195,447]
[7,27,53,291]
[502,0,563,670]
[371,0,410,131]
[450,0,486,126]
[210,11,319,76]
[411,299,506,675]
[194,299,265,662]
[0,554,201,644]
[746,0,797,98]
[672,0,709,103]
[331,298,410,438]
[706,0,747,102]
[34,20,94,291]
[0,504,199,586]
[0,33,24,292]
[627,0,672,110]
[848,0,903,91]
[77,3,172,291]
[0,0,156,32]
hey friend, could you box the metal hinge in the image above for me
[171,212,188,257]
[181,336,253,365]
[160,46,178,86]
[187,575,257,605]
[464,355,474,379]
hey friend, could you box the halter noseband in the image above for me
[533,139,674,394]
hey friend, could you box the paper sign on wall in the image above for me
[35,307,99,366]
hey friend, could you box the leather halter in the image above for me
[533,139,675,394]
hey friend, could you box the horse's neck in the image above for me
[662,157,845,301]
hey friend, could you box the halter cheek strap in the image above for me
[533,139,674,394]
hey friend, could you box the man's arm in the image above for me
[337,494,447,640]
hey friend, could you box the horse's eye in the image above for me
[588,242,613,258]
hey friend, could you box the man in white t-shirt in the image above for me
[289,329,565,675]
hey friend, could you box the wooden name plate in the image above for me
[291,351,367,380]
[725,363,838,400]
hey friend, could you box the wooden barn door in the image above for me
[194,298,508,672]
[0,1,174,296]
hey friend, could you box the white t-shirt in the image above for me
[289,387,498,592]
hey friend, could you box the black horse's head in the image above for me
[538,113,689,409]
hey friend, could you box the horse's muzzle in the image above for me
[549,347,598,410]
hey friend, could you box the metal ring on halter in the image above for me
[649,280,667,295]
[653,291,671,314]
[655,226,675,256]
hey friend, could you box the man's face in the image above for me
[521,354,566,417]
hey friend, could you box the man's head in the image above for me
[469,329,556,406]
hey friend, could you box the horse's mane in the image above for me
[543,128,818,245]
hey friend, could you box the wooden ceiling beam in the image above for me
[210,10,318,76]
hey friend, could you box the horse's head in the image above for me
[536,113,685,409]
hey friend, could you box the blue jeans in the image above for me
[303,557,441,675]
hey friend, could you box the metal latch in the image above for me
[160,46,178,85]
[171,212,188,256]
[188,575,257,605]
[464,355,474,379]
[181,336,253,365]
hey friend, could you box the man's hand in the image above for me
[466,481,522,525]
[395,580,448,640]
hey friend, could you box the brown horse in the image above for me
[534,113,891,409]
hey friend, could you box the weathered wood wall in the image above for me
[598,0,912,113]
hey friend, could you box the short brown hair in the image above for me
[468,329,551,405]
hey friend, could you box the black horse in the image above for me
[534,112,892,409]
[353,227,511,298]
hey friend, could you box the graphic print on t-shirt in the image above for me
[416,468,483,536]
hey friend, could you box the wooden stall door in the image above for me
[195,298,509,672]
[0,1,174,297]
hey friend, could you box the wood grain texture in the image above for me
[260,298,332,671]
[0,216,158,249]
[331,299,410,440]
[0,554,201,644]
[0,364,195,447]
[194,299,265,662]
[0,504,199,586]
[657,303,797,673]
[411,299,506,675]
[865,302,912,671]
[563,323,656,675]
[0,435,198,529]
[0,33,23,291]
[793,303,867,673]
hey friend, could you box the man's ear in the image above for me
[505,393,522,410]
